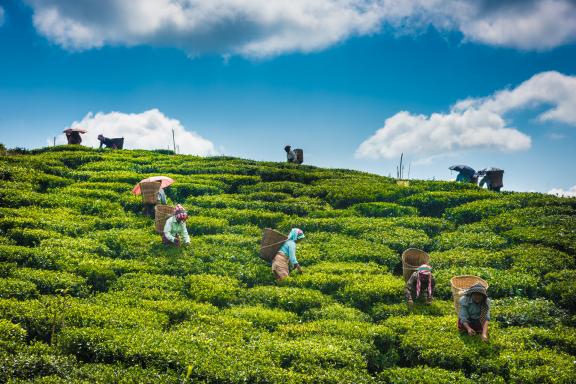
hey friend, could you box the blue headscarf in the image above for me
[287,228,305,241]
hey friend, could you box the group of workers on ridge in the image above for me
[451,164,504,192]
[63,128,123,149]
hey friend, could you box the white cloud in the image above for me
[26,0,385,57]
[24,0,576,57]
[454,0,576,50]
[548,185,576,197]
[356,109,531,160]
[356,71,576,160]
[49,109,218,156]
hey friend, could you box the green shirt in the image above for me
[163,216,190,244]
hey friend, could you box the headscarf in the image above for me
[466,283,489,322]
[415,264,433,298]
[287,228,305,242]
[174,204,188,222]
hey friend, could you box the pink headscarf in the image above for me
[174,204,188,222]
[415,264,433,298]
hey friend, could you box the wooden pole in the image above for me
[172,129,176,154]
[53,137,56,146]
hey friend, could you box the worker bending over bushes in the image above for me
[162,204,190,247]
[458,283,491,342]
[405,264,435,308]
[272,228,304,281]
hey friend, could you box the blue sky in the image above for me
[1,0,575,194]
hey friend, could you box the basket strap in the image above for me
[261,240,287,249]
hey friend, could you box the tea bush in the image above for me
[1,147,575,383]
[241,286,333,314]
[399,191,491,217]
[376,366,473,384]
[185,274,241,307]
[492,297,568,327]
[338,274,405,311]
[0,278,39,299]
[352,202,418,218]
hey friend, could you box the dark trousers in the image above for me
[458,319,483,333]
[162,234,180,247]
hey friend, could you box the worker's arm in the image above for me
[481,321,489,342]
[459,299,476,335]
[180,222,191,244]
[287,242,302,272]
[405,274,416,302]
[163,217,176,242]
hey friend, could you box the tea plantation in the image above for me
[1,145,575,383]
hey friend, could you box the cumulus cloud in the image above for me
[356,71,576,160]
[548,185,576,197]
[24,0,576,57]
[50,109,218,156]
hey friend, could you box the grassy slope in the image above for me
[0,146,575,383]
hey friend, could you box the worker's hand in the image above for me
[481,334,489,342]
[295,264,303,274]
[467,328,476,336]
[425,297,433,305]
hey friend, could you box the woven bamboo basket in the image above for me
[451,275,489,314]
[155,205,175,233]
[401,248,430,281]
[140,182,161,204]
[294,149,304,164]
[260,228,288,262]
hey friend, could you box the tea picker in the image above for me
[63,128,87,145]
[402,249,435,309]
[285,145,296,163]
[97,134,124,149]
[449,164,478,184]
[260,228,305,281]
[458,283,491,342]
[477,167,504,192]
[162,204,190,247]
[131,176,174,217]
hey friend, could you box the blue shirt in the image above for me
[459,295,491,323]
[279,239,298,265]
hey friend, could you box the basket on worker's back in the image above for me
[487,170,504,188]
[140,181,161,204]
[294,149,304,165]
[450,275,489,314]
[155,205,175,233]
[260,228,288,262]
[402,248,430,281]
[110,137,124,149]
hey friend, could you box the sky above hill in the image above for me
[0,0,575,195]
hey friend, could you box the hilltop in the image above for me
[1,146,575,383]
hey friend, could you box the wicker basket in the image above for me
[155,205,175,233]
[140,181,161,204]
[294,149,304,164]
[401,248,430,281]
[260,228,288,262]
[450,275,489,314]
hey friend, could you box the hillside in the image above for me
[1,146,575,383]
